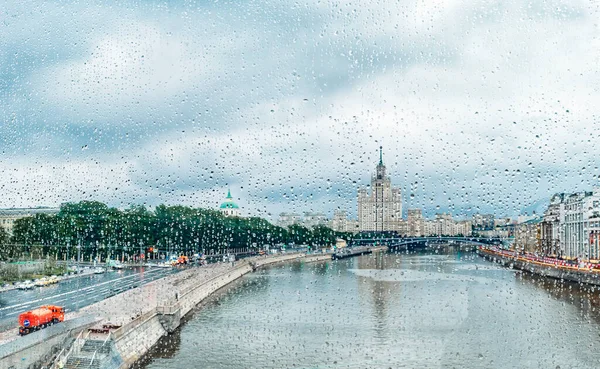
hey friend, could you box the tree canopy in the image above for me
[6,201,351,261]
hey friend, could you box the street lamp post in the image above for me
[77,241,81,271]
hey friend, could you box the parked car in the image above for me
[34,278,51,287]
[17,281,35,290]
[48,275,60,284]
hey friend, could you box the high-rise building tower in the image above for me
[357,147,402,232]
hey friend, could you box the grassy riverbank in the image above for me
[0,259,67,284]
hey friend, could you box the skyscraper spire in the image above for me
[379,146,383,166]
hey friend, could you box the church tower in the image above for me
[219,189,241,217]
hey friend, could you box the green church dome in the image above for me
[220,189,239,209]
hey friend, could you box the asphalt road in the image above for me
[0,267,178,324]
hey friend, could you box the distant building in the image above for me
[422,214,471,237]
[278,212,302,228]
[278,212,328,229]
[563,189,600,259]
[357,147,402,232]
[302,212,327,228]
[540,193,566,256]
[532,188,600,259]
[219,189,241,217]
[514,217,542,253]
[590,217,600,260]
[477,228,509,238]
[424,220,437,237]
[435,213,455,236]
[0,207,60,234]
[335,238,348,248]
[472,213,495,231]
[330,210,359,234]
[398,219,408,236]
[331,210,348,232]
[454,220,473,237]
[346,219,360,234]
[407,209,424,237]
[494,218,512,228]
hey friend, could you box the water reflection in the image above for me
[142,250,600,368]
[356,251,396,342]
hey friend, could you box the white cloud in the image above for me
[0,159,134,208]
[1,0,599,218]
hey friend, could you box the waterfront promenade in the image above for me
[479,247,600,286]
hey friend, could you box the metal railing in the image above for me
[89,350,97,368]
[88,331,112,368]
[52,329,84,369]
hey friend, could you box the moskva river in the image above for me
[140,249,600,368]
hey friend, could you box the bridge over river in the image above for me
[350,236,508,249]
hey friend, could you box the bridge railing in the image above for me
[351,236,507,245]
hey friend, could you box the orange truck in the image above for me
[18,305,65,336]
[177,255,189,265]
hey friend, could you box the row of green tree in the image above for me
[1,201,351,261]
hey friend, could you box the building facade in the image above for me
[514,217,542,253]
[0,207,60,234]
[563,189,600,259]
[435,213,454,236]
[278,212,329,229]
[302,212,328,228]
[454,220,473,237]
[472,213,495,231]
[532,188,600,259]
[420,214,472,237]
[407,209,424,237]
[330,210,348,232]
[540,193,566,256]
[357,147,402,232]
[330,210,359,234]
[277,213,302,228]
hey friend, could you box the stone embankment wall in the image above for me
[479,250,600,285]
[113,253,330,367]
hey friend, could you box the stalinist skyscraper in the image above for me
[357,147,403,232]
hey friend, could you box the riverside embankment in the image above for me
[34,252,331,369]
[478,247,600,285]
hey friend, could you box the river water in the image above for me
[140,249,600,368]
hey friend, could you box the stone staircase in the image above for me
[54,327,123,369]
[81,340,113,355]
[63,340,109,369]
[65,355,101,369]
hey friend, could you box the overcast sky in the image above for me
[1,0,599,220]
